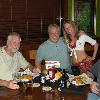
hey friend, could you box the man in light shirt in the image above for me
[0,32,33,89]
[35,24,72,74]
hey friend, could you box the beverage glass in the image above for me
[71,65,80,76]
[12,72,21,82]
[23,81,33,100]
[13,71,33,99]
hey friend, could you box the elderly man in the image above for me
[0,32,33,89]
[35,24,72,74]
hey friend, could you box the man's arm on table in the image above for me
[0,79,19,89]
[86,71,95,79]
[86,71,100,94]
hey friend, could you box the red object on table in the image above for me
[48,68,55,80]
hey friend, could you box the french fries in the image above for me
[16,74,33,80]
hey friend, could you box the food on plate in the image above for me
[72,75,87,85]
[16,74,33,80]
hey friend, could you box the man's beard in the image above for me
[12,48,19,53]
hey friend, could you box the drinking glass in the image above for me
[71,65,80,76]
[22,73,33,100]
[12,72,22,84]
[13,71,33,100]
[23,81,33,100]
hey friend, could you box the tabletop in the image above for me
[0,84,90,100]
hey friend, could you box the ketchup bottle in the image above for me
[48,68,55,80]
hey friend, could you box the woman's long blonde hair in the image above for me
[63,20,79,43]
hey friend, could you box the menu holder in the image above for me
[45,61,60,69]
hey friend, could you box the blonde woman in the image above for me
[63,20,98,73]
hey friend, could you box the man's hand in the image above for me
[6,80,19,89]
[33,67,41,73]
[90,81,100,94]
[86,71,94,79]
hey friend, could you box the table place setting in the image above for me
[13,68,40,100]
[12,64,93,100]
[14,67,93,88]
[0,66,91,100]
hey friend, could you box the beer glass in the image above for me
[23,81,33,100]
[23,72,33,100]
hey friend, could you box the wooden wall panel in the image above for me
[0,0,65,43]
[0,0,11,35]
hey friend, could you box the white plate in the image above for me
[42,86,52,92]
[71,73,93,86]
[32,83,40,87]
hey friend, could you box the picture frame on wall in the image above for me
[74,0,96,36]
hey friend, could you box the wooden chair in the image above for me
[29,49,45,69]
[29,50,37,65]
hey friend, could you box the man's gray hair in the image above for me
[48,24,61,34]
[7,32,21,42]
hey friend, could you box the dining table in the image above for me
[0,68,92,100]
[0,83,90,100]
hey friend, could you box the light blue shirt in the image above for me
[36,37,71,72]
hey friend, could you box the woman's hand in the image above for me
[88,56,95,61]
[90,81,100,94]
[78,30,86,36]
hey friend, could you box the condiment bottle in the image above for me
[48,68,55,80]
[60,69,67,88]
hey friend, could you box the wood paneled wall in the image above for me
[0,0,61,42]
